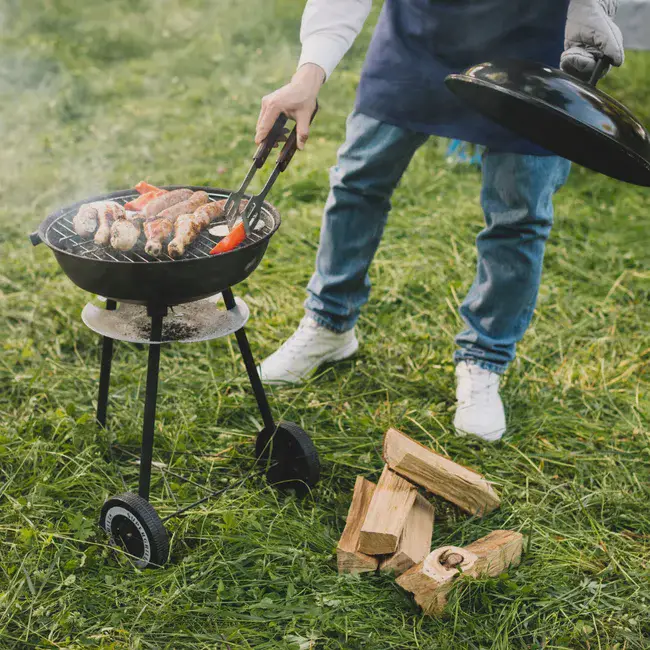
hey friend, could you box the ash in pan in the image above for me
[158,322,199,341]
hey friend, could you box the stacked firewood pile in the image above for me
[336,428,523,616]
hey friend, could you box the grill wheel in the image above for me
[99,492,169,569]
[256,421,321,495]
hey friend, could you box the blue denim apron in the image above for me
[355,0,570,154]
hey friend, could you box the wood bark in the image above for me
[383,428,500,515]
[337,476,380,574]
[357,466,417,556]
[380,493,434,576]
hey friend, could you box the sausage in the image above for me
[158,191,209,220]
[193,199,227,221]
[143,188,193,217]
[197,197,249,222]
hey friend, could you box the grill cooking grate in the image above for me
[46,191,275,263]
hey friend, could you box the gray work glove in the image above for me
[561,0,624,81]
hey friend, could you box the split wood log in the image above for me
[397,544,477,615]
[383,428,500,515]
[396,530,523,615]
[380,493,434,576]
[337,477,380,574]
[358,465,417,556]
[464,529,523,576]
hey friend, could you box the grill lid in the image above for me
[445,59,650,187]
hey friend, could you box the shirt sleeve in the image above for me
[298,0,373,80]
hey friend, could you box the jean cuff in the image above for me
[305,309,354,334]
[454,354,508,375]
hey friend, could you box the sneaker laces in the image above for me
[457,364,500,405]
[274,318,322,359]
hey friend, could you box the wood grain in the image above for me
[397,544,477,615]
[336,476,380,574]
[383,428,500,515]
[396,529,524,615]
[357,466,417,556]
[380,493,434,576]
[465,529,523,576]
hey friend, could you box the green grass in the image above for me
[1,1,649,647]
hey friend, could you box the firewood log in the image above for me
[383,428,500,515]
[337,477,380,574]
[380,493,434,576]
[357,466,417,556]
[396,530,523,615]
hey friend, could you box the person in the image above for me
[255,0,624,441]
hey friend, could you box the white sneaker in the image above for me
[258,316,359,384]
[453,361,506,442]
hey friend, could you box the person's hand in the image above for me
[255,63,325,150]
[561,0,624,81]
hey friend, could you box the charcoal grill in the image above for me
[29,117,321,569]
[29,186,280,306]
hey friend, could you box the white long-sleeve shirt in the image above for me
[298,0,373,80]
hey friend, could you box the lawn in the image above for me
[1,1,649,648]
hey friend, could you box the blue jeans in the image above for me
[305,111,571,374]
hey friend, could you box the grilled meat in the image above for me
[94,202,125,246]
[158,191,209,220]
[167,198,248,258]
[73,202,103,238]
[167,214,199,259]
[110,211,145,251]
[194,198,227,221]
[144,216,176,257]
[143,188,193,217]
[168,202,224,259]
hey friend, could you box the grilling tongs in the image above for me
[223,103,318,235]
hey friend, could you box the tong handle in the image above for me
[253,113,289,169]
[276,102,319,172]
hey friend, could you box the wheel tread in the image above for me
[100,492,169,568]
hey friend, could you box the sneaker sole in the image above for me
[453,424,505,443]
[260,338,359,385]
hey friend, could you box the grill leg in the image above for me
[96,300,117,428]
[138,310,166,501]
[222,288,276,432]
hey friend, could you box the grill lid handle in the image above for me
[588,55,612,86]
[29,231,42,246]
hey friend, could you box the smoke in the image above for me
[0,55,112,235]
[0,0,300,238]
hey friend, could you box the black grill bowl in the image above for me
[31,187,281,306]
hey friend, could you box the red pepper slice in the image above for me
[125,189,167,211]
[210,221,246,255]
[135,181,164,195]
